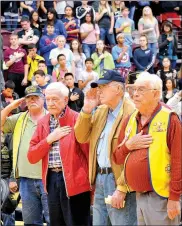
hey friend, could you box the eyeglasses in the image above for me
[133,87,158,95]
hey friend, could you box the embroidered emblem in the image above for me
[152,122,167,132]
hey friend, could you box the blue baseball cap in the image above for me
[91,70,125,88]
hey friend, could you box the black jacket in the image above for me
[68,87,84,112]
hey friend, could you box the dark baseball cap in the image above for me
[91,70,125,88]
[25,86,44,98]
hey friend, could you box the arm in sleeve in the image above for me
[27,122,51,164]
[39,37,57,55]
[167,113,182,201]
[146,51,155,71]
[113,116,131,165]
[133,50,145,71]
[74,111,93,143]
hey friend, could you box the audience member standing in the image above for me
[91,39,115,77]
[158,22,178,69]
[133,35,155,73]
[39,23,57,75]
[29,10,42,34]
[157,57,177,91]
[112,33,132,79]
[95,1,116,47]
[49,35,75,72]
[18,17,40,51]
[76,0,95,25]
[80,13,100,58]
[43,8,67,38]
[111,0,125,20]
[20,0,39,17]
[4,34,28,97]
[62,6,80,44]
[64,72,84,112]
[163,78,178,103]
[115,7,135,46]
[138,6,160,56]
[78,58,99,95]
[70,39,86,86]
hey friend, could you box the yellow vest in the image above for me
[125,106,172,198]
[13,112,29,178]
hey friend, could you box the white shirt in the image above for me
[78,70,99,94]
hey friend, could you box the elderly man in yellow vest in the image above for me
[74,70,137,225]
[113,72,181,225]
[1,86,50,225]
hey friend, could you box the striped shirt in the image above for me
[48,109,65,168]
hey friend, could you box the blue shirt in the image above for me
[97,100,123,168]
[112,45,132,68]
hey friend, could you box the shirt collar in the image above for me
[50,107,66,121]
[109,100,123,119]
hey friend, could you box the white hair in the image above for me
[45,82,69,97]
[136,72,162,96]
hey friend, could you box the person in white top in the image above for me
[49,35,75,73]
[78,58,99,94]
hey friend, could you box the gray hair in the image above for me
[136,72,162,97]
[45,82,69,97]
[56,35,66,42]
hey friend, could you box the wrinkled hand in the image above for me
[83,88,100,114]
[9,182,18,193]
[46,126,72,144]
[167,200,181,220]
[21,78,28,86]
[111,190,126,209]
[125,130,153,150]
[9,98,25,110]
[70,93,79,101]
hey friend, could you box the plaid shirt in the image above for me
[48,109,66,168]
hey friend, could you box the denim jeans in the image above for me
[19,177,50,226]
[129,6,136,20]
[47,170,91,226]
[1,212,15,226]
[93,173,137,225]
[100,28,116,46]
[4,15,18,32]
[82,43,96,58]
[148,43,158,56]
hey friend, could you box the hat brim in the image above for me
[91,80,111,88]
[25,93,44,98]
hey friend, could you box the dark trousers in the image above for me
[47,170,91,226]
[7,72,25,98]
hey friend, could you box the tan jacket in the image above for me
[74,97,135,192]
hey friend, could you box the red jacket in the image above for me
[27,107,91,197]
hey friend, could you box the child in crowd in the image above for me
[39,23,57,75]
[34,70,49,95]
[112,33,132,79]
[115,7,135,46]
[52,54,70,83]
[1,80,20,115]
[64,72,84,112]
[62,6,80,44]
[78,58,99,94]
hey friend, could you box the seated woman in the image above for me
[80,12,100,58]
[157,57,177,91]
[163,78,178,103]
[91,39,115,78]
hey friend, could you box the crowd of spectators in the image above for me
[0,1,182,225]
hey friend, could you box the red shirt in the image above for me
[4,46,27,74]
[113,103,182,201]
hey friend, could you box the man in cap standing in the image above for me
[1,86,50,225]
[74,70,137,225]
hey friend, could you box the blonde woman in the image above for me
[112,0,125,20]
[138,6,159,56]
[95,0,115,46]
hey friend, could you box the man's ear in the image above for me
[64,96,69,105]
